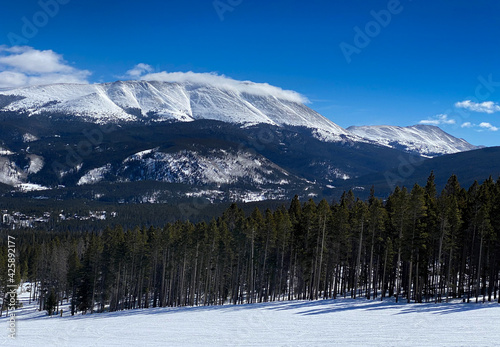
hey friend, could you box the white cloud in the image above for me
[455,100,500,114]
[460,121,498,132]
[136,70,309,104]
[0,46,72,74]
[125,63,153,78]
[479,122,498,131]
[0,71,28,88]
[419,114,456,125]
[0,46,90,89]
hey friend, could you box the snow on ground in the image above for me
[26,155,44,174]
[2,287,500,347]
[15,183,50,192]
[0,157,25,186]
[22,133,39,143]
[121,149,289,186]
[0,148,13,156]
[77,164,112,185]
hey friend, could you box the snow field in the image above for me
[2,286,500,347]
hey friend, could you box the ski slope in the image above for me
[2,287,500,346]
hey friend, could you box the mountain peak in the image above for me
[347,124,479,157]
[130,72,310,104]
[0,79,353,141]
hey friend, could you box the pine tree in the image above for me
[44,289,57,316]
[367,188,387,300]
[352,199,368,299]
[406,184,427,302]
[387,186,409,303]
[67,245,82,315]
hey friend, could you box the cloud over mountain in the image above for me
[0,46,90,89]
[137,70,309,104]
[419,114,455,125]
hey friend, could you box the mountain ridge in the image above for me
[0,79,490,205]
[0,80,481,158]
[347,124,480,157]
[0,80,354,143]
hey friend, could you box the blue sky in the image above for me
[1,0,499,146]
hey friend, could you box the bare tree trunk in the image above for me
[395,224,403,303]
[476,233,484,303]
[367,228,375,300]
[259,229,270,302]
[436,220,445,303]
[191,242,199,306]
[249,228,255,304]
[381,246,388,301]
[446,235,454,303]
[316,216,327,300]
[160,251,167,307]
[354,220,364,299]
[415,252,420,303]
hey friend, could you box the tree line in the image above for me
[1,173,499,316]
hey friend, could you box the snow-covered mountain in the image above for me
[347,124,480,157]
[77,148,294,187]
[0,80,353,142]
[0,80,480,157]
[0,78,487,203]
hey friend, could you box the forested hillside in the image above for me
[1,173,499,316]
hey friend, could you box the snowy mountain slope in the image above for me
[347,124,479,157]
[76,148,294,187]
[0,77,487,202]
[0,156,26,185]
[0,114,404,201]
[0,154,49,191]
[0,80,352,141]
[0,115,496,203]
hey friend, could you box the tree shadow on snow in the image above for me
[296,298,499,316]
[15,297,499,321]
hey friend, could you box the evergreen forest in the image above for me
[1,173,500,316]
